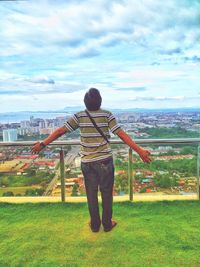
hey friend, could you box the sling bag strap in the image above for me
[85,109,110,144]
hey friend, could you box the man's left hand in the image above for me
[31,142,43,154]
[138,148,152,163]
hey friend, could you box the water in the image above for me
[0,111,69,123]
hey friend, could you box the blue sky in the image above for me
[0,0,200,112]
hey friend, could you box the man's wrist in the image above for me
[40,142,46,149]
[134,146,143,154]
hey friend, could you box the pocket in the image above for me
[100,157,113,166]
[100,160,114,174]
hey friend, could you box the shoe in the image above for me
[104,220,117,232]
[88,221,101,232]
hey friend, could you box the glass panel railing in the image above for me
[197,145,200,199]
[54,146,82,200]
[0,139,200,202]
[128,144,198,200]
[0,145,61,198]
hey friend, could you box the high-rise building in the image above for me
[39,120,45,129]
[20,120,30,128]
[3,129,18,142]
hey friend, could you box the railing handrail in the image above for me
[0,138,200,147]
[1,138,200,202]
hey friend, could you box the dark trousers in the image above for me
[81,157,114,229]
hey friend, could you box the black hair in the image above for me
[84,88,102,111]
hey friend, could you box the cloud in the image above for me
[26,75,55,84]
[129,96,200,102]
[0,90,23,95]
[0,75,85,95]
[1,0,200,58]
[76,48,100,58]
[160,48,182,55]
[115,86,146,91]
[1,0,200,112]
[0,90,86,112]
[184,56,200,63]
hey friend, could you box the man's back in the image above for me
[31,88,151,233]
[63,108,121,163]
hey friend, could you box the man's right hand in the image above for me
[31,142,43,154]
[138,148,151,163]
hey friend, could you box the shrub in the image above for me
[25,188,45,196]
[139,188,147,193]
[2,191,14,196]
[71,183,79,196]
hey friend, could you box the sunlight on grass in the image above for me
[0,201,200,266]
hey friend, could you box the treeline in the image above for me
[143,127,199,138]
[115,157,197,176]
[0,170,54,188]
[114,172,180,193]
[132,158,197,176]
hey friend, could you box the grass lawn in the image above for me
[0,201,200,267]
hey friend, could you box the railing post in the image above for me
[60,148,65,202]
[128,148,133,201]
[197,145,200,201]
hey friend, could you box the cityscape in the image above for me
[0,109,199,198]
[1,0,200,265]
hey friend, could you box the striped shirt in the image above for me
[63,109,121,163]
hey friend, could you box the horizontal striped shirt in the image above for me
[63,109,121,163]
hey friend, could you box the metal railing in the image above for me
[1,138,200,201]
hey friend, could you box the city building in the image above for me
[20,120,30,128]
[3,129,18,142]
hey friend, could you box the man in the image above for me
[31,88,151,232]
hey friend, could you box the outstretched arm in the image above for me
[116,129,151,163]
[31,126,68,154]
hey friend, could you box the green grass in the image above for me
[1,201,200,267]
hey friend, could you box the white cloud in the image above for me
[0,75,85,95]
[1,0,200,111]
[0,90,85,112]
[1,0,200,57]
[129,96,200,102]
[25,75,55,84]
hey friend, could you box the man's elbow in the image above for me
[116,129,126,139]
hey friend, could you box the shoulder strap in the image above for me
[85,109,110,143]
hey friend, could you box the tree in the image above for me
[115,173,128,194]
[160,176,171,188]
[25,188,44,196]
[182,146,196,155]
[71,183,79,196]
[0,177,9,187]
[154,173,177,188]
[26,168,36,176]
[25,189,36,196]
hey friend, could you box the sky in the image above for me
[0,0,200,112]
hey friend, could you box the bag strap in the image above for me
[85,109,110,143]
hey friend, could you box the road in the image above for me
[43,146,79,196]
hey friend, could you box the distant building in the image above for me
[158,146,173,151]
[18,128,29,136]
[3,129,18,142]
[20,120,30,128]
[39,120,45,129]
